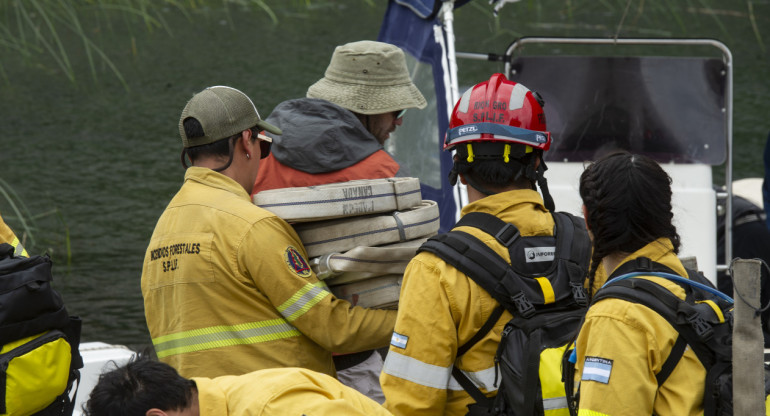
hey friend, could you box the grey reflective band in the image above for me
[152,282,330,359]
[383,350,452,389]
[152,319,301,359]
[277,282,331,322]
[543,396,568,411]
[448,366,499,393]
[445,122,550,149]
[383,350,499,393]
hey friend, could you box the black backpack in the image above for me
[418,211,591,416]
[0,243,83,416]
[574,257,769,416]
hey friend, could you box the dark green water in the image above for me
[0,1,768,349]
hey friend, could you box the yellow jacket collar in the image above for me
[460,189,547,218]
[595,237,686,290]
[184,167,250,200]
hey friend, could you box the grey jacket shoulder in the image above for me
[266,98,383,174]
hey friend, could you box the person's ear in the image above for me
[146,409,167,416]
[458,173,468,185]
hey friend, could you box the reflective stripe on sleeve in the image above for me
[277,281,331,322]
[383,350,499,394]
[543,396,568,413]
[578,410,610,416]
[448,365,499,393]
[11,237,27,257]
[152,318,301,359]
[383,350,452,389]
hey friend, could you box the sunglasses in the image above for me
[252,129,272,159]
[393,109,407,120]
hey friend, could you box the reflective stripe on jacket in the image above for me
[574,238,706,416]
[142,167,396,378]
[381,189,555,416]
[0,214,27,257]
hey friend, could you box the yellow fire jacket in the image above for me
[142,167,396,378]
[194,367,393,415]
[574,238,706,416]
[380,189,555,416]
[0,213,27,257]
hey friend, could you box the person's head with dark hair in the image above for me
[177,86,282,193]
[444,73,554,209]
[579,151,681,298]
[84,355,198,416]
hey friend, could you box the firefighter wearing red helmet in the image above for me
[445,72,554,211]
[380,73,590,416]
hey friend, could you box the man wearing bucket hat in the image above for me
[141,86,397,380]
[251,40,427,193]
[249,40,425,401]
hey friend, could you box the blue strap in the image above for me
[602,271,734,303]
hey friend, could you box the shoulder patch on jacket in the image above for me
[284,246,312,278]
[582,356,613,384]
[391,332,408,349]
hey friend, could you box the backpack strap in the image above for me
[552,212,591,307]
[457,306,505,357]
[419,211,590,410]
[419,228,527,316]
[608,257,716,290]
[593,277,727,372]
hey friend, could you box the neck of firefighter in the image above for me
[459,174,520,203]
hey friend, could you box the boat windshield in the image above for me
[509,55,727,165]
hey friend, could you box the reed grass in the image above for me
[0,0,764,89]
[0,180,72,262]
[0,0,285,89]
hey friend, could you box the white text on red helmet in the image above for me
[458,126,478,135]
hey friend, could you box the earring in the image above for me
[245,153,251,159]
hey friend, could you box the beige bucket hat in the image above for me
[307,41,427,115]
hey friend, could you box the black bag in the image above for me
[0,243,83,416]
[582,257,770,416]
[419,211,591,416]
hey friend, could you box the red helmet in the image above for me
[445,73,550,152]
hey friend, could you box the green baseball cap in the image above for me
[178,86,282,148]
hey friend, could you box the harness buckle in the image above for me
[686,312,713,340]
[511,292,535,318]
[494,223,520,247]
[570,282,588,307]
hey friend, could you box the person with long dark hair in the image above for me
[573,151,705,415]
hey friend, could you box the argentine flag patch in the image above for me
[391,332,408,349]
[582,356,613,384]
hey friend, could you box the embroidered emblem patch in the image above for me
[582,356,613,384]
[284,246,312,278]
[391,332,408,349]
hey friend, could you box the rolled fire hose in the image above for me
[253,177,422,222]
[311,238,427,285]
[294,200,440,258]
[328,274,403,310]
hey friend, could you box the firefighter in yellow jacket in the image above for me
[83,356,394,416]
[574,152,706,415]
[141,86,396,378]
[380,74,575,415]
